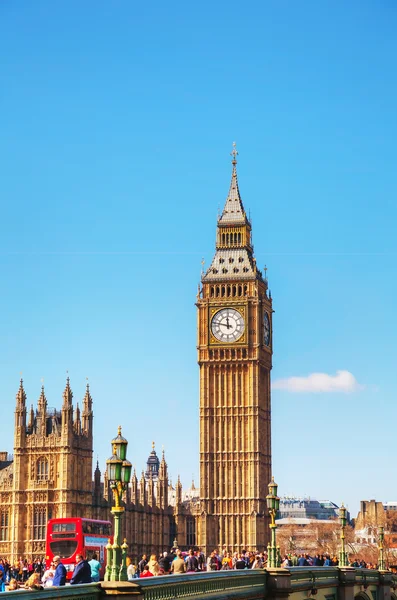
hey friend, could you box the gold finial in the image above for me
[230,141,238,165]
[118,425,122,435]
[152,441,155,450]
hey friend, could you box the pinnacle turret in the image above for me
[159,448,168,479]
[82,382,92,413]
[15,379,26,409]
[176,474,182,505]
[15,378,27,432]
[37,386,47,412]
[62,377,73,407]
[74,402,81,434]
[61,377,74,430]
[27,404,35,431]
[81,383,93,434]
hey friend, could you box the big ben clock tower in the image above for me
[197,145,272,553]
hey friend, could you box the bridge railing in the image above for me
[132,569,267,600]
[289,566,339,591]
[1,567,396,600]
[0,582,101,600]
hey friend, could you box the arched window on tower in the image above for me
[0,509,9,541]
[37,457,49,481]
[186,517,196,546]
[33,506,47,540]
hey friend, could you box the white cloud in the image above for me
[272,370,363,393]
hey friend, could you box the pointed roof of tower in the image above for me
[28,403,35,429]
[159,448,168,479]
[82,382,93,413]
[74,402,80,420]
[202,144,265,284]
[38,385,47,406]
[62,377,73,408]
[16,378,27,407]
[219,143,248,225]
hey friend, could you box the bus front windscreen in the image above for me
[50,540,78,558]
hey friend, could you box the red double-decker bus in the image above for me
[46,518,112,580]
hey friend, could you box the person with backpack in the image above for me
[186,549,199,573]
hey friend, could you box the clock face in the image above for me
[211,308,245,342]
[264,312,270,346]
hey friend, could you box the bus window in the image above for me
[50,540,78,558]
[52,523,76,533]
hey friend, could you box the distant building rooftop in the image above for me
[278,497,340,520]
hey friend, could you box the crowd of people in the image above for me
[126,548,268,578]
[0,548,384,590]
[128,548,382,578]
[280,553,378,570]
[0,553,101,591]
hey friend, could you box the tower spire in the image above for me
[16,378,27,409]
[15,378,27,434]
[231,141,238,164]
[62,376,73,408]
[82,381,93,434]
[202,144,261,283]
[218,142,247,225]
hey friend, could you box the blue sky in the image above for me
[1,0,396,516]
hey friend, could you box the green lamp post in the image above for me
[266,476,280,568]
[105,426,132,582]
[339,504,349,567]
[378,525,386,571]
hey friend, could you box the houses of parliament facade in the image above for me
[0,148,273,562]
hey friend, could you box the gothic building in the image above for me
[0,380,199,563]
[0,379,94,560]
[0,147,272,561]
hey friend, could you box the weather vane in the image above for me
[230,141,238,164]
[201,257,205,274]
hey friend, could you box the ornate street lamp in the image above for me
[378,525,386,571]
[339,504,348,567]
[266,476,280,568]
[105,426,132,581]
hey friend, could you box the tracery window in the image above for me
[33,506,47,540]
[37,457,48,481]
[0,509,9,541]
[186,518,196,547]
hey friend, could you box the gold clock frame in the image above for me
[209,305,247,345]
